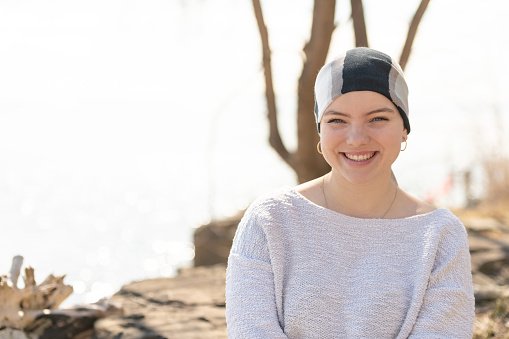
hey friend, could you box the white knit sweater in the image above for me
[225,189,475,338]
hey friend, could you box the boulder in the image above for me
[94,265,227,339]
[193,213,241,267]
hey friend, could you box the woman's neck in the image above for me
[322,171,399,218]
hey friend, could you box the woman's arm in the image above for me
[409,219,475,338]
[225,208,288,339]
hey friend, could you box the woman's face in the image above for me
[319,91,408,185]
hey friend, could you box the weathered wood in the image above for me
[0,276,38,329]
[9,255,23,288]
[0,257,73,330]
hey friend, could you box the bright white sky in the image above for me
[0,0,507,164]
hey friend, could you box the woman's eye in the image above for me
[370,116,388,122]
[327,118,346,124]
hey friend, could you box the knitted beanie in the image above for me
[314,47,410,133]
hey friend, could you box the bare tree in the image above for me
[252,0,431,183]
[350,0,369,47]
[399,0,431,70]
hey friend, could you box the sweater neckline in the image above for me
[288,188,447,223]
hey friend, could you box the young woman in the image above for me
[225,47,475,338]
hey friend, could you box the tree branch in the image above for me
[251,0,294,168]
[399,0,431,70]
[350,0,369,47]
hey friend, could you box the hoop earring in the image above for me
[317,141,323,154]
[401,139,407,151]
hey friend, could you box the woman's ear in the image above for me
[401,130,408,151]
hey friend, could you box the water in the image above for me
[1,0,508,306]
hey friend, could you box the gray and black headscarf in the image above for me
[314,47,410,133]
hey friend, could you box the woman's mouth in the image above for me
[343,152,376,162]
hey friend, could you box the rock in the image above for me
[0,329,34,339]
[474,283,509,303]
[468,233,504,253]
[467,227,509,308]
[471,248,508,272]
[94,265,227,339]
[21,301,122,339]
[193,213,241,266]
[463,217,506,232]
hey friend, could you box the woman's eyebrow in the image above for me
[324,111,348,117]
[324,107,396,117]
[366,107,396,115]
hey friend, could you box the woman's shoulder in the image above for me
[253,178,326,208]
[242,181,323,220]
[399,190,466,232]
[245,186,300,214]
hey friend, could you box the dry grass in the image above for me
[483,156,509,202]
[454,156,509,225]
[464,156,509,338]
[474,298,509,338]
[482,155,509,215]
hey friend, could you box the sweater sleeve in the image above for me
[408,218,475,338]
[225,206,288,339]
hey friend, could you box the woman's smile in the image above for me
[342,151,376,162]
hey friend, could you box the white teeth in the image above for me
[344,152,375,161]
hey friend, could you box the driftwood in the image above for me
[0,256,123,338]
[0,256,73,329]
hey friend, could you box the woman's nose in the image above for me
[346,125,370,146]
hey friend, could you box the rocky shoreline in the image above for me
[2,210,509,338]
[99,211,509,338]
[95,265,227,339]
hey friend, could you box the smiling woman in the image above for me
[225,47,475,338]
[319,91,406,195]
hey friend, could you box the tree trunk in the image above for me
[350,0,369,47]
[399,0,431,70]
[295,0,336,182]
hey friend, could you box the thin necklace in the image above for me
[321,176,399,219]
